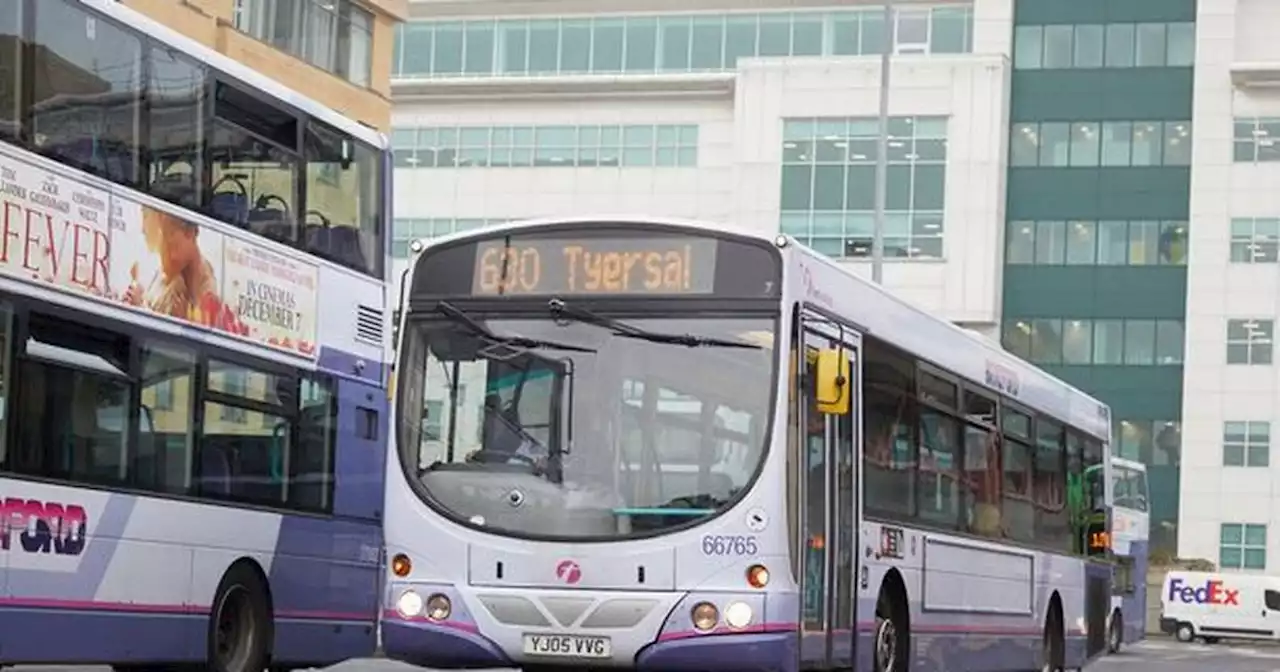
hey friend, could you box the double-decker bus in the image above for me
[385,216,1113,672]
[0,0,390,669]
[1099,457,1150,653]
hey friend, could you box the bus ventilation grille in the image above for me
[356,304,385,346]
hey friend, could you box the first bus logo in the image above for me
[1168,577,1240,606]
[0,498,89,556]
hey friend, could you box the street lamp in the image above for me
[870,0,894,284]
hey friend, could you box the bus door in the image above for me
[797,321,860,669]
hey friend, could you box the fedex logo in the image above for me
[1168,577,1240,606]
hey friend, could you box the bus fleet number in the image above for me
[701,534,758,556]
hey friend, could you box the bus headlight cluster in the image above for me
[396,590,424,618]
[691,602,719,632]
[724,601,753,629]
[426,593,452,621]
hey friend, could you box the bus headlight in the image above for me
[691,602,718,632]
[426,593,452,622]
[396,590,424,618]
[724,601,753,629]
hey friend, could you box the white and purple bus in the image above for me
[0,0,390,670]
[385,216,1114,671]
[1101,458,1150,653]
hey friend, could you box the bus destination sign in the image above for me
[472,237,718,296]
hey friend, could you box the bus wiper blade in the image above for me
[435,301,596,353]
[547,299,762,350]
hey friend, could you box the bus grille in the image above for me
[356,304,384,346]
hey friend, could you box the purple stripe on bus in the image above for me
[382,618,513,668]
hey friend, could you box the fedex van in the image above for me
[1160,571,1280,643]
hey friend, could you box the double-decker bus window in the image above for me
[0,3,19,138]
[208,82,299,243]
[305,121,382,274]
[14,314,132,487]
[29,0,143,187]
[136,342,198,494]
[862,339,917,521]
[147,47,207,212]
[293,378,336,510]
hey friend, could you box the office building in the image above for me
[123,0,408,130]
[389,0,1209,560]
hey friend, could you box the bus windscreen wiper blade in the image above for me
[435,301,596,353]
[547,298,762,350]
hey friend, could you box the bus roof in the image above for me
[85,0,386,150]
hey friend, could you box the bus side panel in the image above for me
[332,377,387,522]
[267,377,387,664]
[268,515,381,665]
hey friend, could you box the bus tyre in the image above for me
[873,592,908,672]
[1175,622,1195,643]
[1107,613,1122,654]
[1041,605,1065,672]
[207,563,272,672]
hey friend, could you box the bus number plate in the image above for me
[523,634,612,659]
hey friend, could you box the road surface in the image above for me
[14,639,1280,672]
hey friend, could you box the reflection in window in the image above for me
[147,48,207,212]
[1014,21,1194,70]
[1114,419,1181,466]
[0,306,11,464]
[394,7,976,77]
[1002,318,1184,366]
[1006,220,1186,266]
[0,2,18,138]
[1231,218,1280,263]
[917,409,959,527]
[137,343,196,494]
[30,0,143,186]
[780,116,947,260]
[1223,421,1270,468]
[1227,319,1274,365]
[1069,123,1100,166]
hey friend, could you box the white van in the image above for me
[1159,571,1280,643]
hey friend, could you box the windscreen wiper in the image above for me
[547,298,762,349]
[435,301,596,353]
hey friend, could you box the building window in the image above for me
[391,218,518,257]
[1013,22,1194,70]
[779,116,947,260]
[1231,218,1280,263]
[1226,319,1275,365]
[390,124,698,169]
[393,7,975,78]
[235,0,374,86]
[1220,523,1267,571]
[1224,421,1270,467]
[1001,319,1184,366]
[1114,419,1181,466]
[1234,118,1280,162]
[1006,220,1186,266]
[1010,120,1191,167]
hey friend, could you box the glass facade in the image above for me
[391,217,516,258]
[1009,120,1191,167]
[779,116,947,259]
[1220,523,1267,571]
[1006,220,1187,266]
[1001,0,1194,557]
[392,7,974,78]
[390,124,698,168]
[1013,22,1194,70]
[1001,318,1184,366]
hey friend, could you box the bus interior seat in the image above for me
[248,194,292,242]
[199,440,234,497]
[305,220,366,270]
[209,175,250,227]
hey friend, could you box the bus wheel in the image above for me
[1041,598,1065,672]
[1107,612,1123,654]
[1175,622,1195,643]
[873,579,909,672]
[208,563,272,672]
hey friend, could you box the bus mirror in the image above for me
[814,349,850,415]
